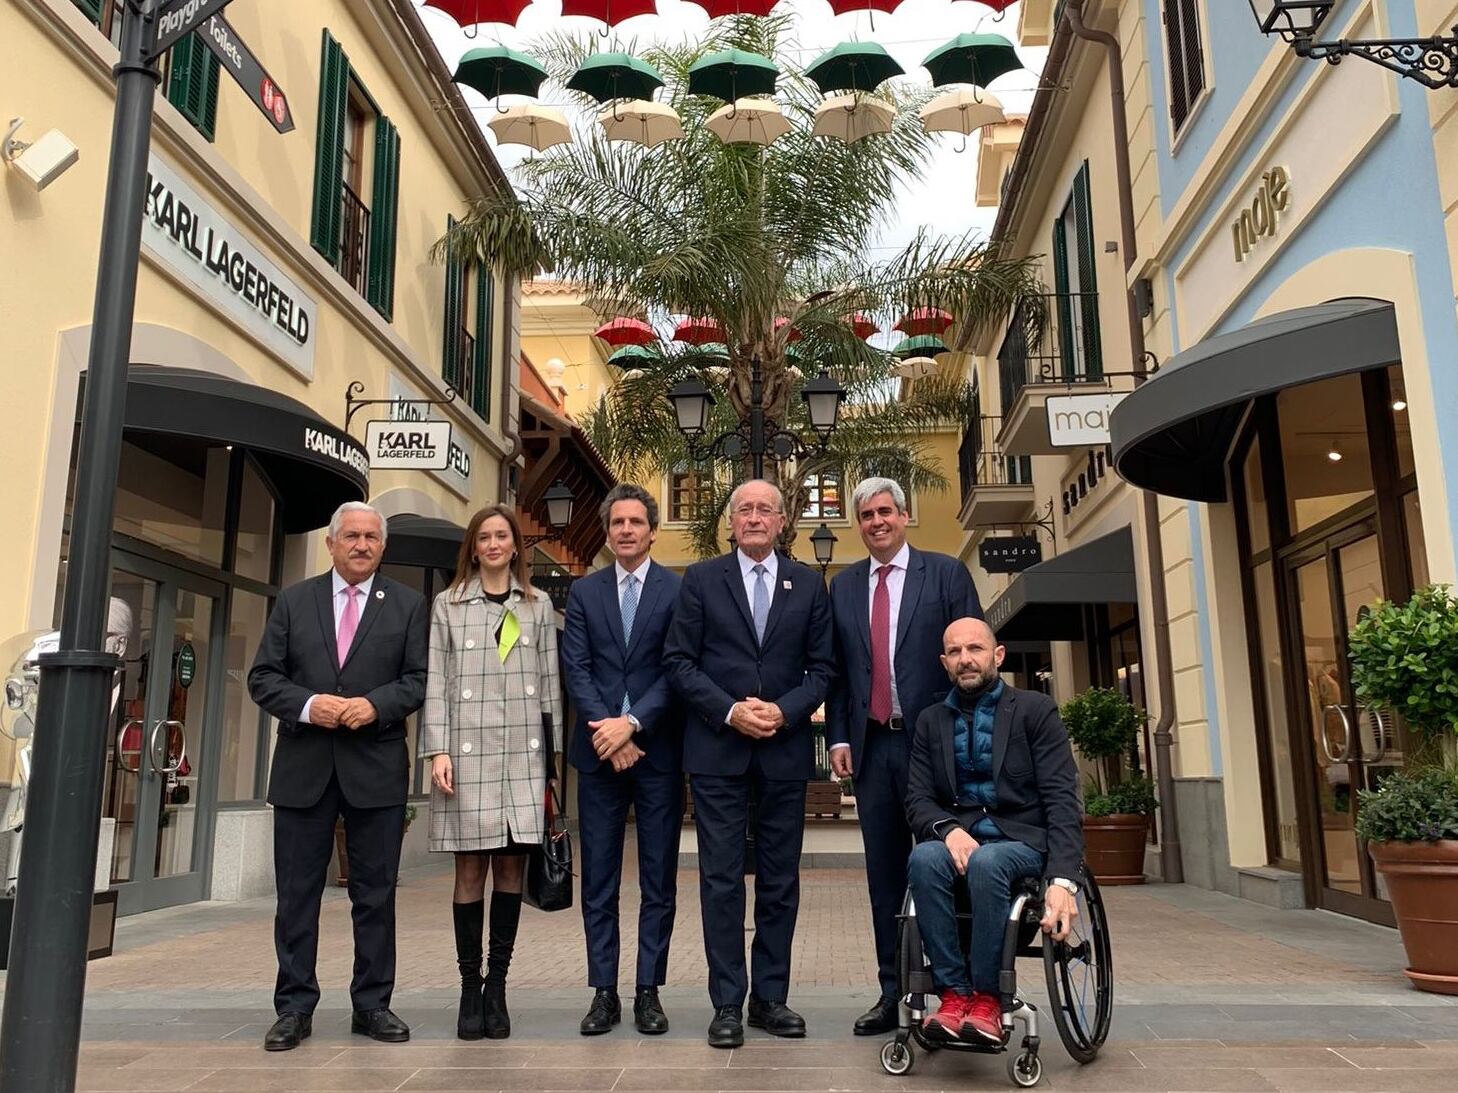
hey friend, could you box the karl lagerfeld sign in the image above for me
[388,374,474,496]
[142,155,316,376]
[365,419,453,470]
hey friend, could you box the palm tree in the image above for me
[438,14,1044,557]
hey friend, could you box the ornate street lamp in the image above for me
[809,522,838,576]
[666,376,713,438]
[1248,1,1458,89]
[801,370,847,439]
[523,480,575,546]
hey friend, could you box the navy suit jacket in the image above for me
[826,547,981,770]
[561,561,683,775]
[663,552,835,781]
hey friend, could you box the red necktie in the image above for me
[870,564,893,723]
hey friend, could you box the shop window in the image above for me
[1051,163,1101,381]
[233,458,278,584]
[311,31,400,319]
[1163,0,1206,136]
[801,470,844,521]
[1241,433,1270,555]
[1388,366,1415,480]
[442,215,495,422]
[107,439,229,568]
[1403,492,1428,589]
[1251,561,1303,867]
[217,589,270,802]
[1277,373,1373,534]
[668,465,715,523]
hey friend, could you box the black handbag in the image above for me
[524,781,574,912]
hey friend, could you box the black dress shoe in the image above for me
[853,995,900,1036]
[633,987,668,1035]
[746,998,806,1038]
[580,988,621,1035]
[351,1007,410,1043]
[707,1004,744,1048]
[263,1012,311,1051]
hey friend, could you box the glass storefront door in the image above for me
[105,553,225,914]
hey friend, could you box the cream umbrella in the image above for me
[893,355,939,379]
[919,87,1006,150]
[597,100,685,148]
[812,95,895,143]
[705,98,791,146]
[487,105,572,151]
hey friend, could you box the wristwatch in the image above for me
[1049,877,1080,896]
[627,714,642,733]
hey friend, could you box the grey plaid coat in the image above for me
[420,577,562,852]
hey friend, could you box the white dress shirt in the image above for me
[615,556,653,608]
[829,543,910,752]
[724,550,779,725]
[298,570,376,723]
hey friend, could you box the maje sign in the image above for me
[365,419,453,470]
[1046,392,1127,448]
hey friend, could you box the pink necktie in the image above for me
[870,564,893,723]
[337,585,361,667]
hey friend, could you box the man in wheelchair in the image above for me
[904,617,1084,1045]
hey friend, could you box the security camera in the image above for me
[3,118,79,192]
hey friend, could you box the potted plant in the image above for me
[1061,687,1154,885]
[1347,584,1458,994]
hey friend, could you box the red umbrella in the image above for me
[690,0,781,18]
[560,0,659,26]
[421,0,532,29]
[979,0,1019,10]
[848,312,880,339]
[825,0,907,14]
[593,317,657,347]
[673,317,726,345]
[894,307,954,336]
[774,316,803,343]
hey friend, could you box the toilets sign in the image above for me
[1047,392,1127,448]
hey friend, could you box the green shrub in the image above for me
[1348,584,1458,739]
[1085,776,1159,818]
[1061,687,1143,762]
[1354,766,1458,843]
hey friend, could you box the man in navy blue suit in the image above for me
[561,484,683,1037]
[664,479,835,1048]
[827,477,982,1035]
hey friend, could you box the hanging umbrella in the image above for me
[696,342,731,358]
[893,355,939,379]
[422,0,531,30]
[560,0,658,27]
[825,0,906,11]
[567,53,665,104]
[848,312,879,339]
[607,344,663,366]
[594,317,657,347]
[895,307,954,337]
[892,334,949,359]
[674,317,726,345]
[597,100,685,147]
[774,317,803,343]
[453,46,549,104]
[687,49,780,102]
[487,105,572,151]
[969,0,1018,11]
[919,87,1006,140]
[922,33,1024,89]
[690,0,780,16]
[812,94,895,143]
[706,98,790,145]
[804,42,905,94]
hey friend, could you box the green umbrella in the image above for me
[804,41,904,94]
[566,52,665,104]
[453,46,549,102]
[892,334,949,359]
[607,344,663,366]
[687,49,780,102]
[921,33,1024,89]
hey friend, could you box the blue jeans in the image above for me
[906,836,1045,994]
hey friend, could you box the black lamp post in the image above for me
[809,522,838,576]
[667,356,846,479]
[1248,1,1458,88]
[523,480,575,546]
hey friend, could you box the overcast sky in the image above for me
[414,0,1045,254]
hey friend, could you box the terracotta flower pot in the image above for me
[1368,839,1458,995]
[1082,813,1148,885]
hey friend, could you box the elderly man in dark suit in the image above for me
[905,617,1084,1045]
[248,501,428,1051]
[561,483,684,1037]
[663,479,835,1048]
[826,477,981,1035]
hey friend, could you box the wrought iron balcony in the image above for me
[994,291,1107,456]
[339,183,372,296]
[454,328,477,406]
[958,412,1035,529]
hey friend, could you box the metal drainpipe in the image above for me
[1066,1,1183,883]
[498,285,523,503]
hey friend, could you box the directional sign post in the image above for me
[147,0,239,60]
[196,14,295,133]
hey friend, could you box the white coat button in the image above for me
[465,639,476,650]
[525,685,535,697]
[461,741,473,754]
[522,636,531,647]
[529,738,540,750]
[462,689,473,700]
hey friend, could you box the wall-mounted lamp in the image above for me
[1248,2,1458,90]
[2,118,79,191]
[1327,440,1343,463]
[1392,398,1408,412]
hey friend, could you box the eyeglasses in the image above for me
[733,504,782,518]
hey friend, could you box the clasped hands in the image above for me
[587,715,644,772]
[310,695,377,730]
[942,828,1079,943]
[729,698,784,739]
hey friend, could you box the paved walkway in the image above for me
[6,840,1458,1091]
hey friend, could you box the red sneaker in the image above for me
[962,993,1004,1044]
[922,990,973,1041]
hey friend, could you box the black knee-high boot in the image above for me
[483,890,522,1039]
[453,900,486,1040]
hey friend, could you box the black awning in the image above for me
[81,365,369,533]
[384,514,465,572]
[1109,298,1402,502]
[984,527,1136,642]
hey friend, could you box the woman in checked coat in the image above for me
[420,504,561,1042]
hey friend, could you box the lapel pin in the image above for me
[375,590,385,600]
[783,580,793,590]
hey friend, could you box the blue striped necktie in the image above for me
[620,572,638,715]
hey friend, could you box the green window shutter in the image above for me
[442,216,462,388]
[473,266,494,420]
[167,34,222,142]
[1072,162,1102,379]
[72,0,103,24]
[310,31,350,266]
[366,116,401,320]
[1051,216,1075,381]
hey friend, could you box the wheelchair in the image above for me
[879,865,1113,1086]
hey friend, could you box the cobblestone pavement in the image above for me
[7,838,1458,1091]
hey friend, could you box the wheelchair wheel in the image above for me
[880,1037,914,1075]
[1042,870,1113,1063]
[1007,1049,1042,1088]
